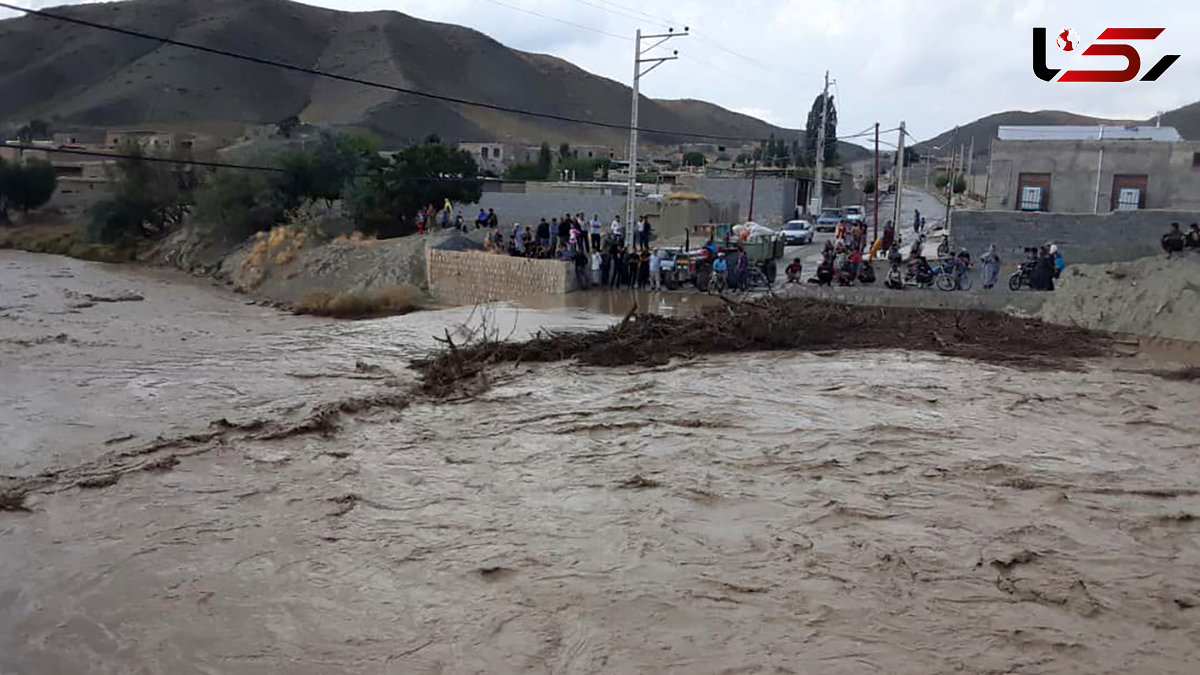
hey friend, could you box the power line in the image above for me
[0,2,778,144]
[480,0,629,41]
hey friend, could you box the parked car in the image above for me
[815,208,842,232]
[843,205,865,223]
[780,220,814,245]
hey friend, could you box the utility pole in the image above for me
[891,121,905,235]
[627,27,688,230]
[873,122,880,241]
[748,155,759,221]
[813,70,831,215]
[943,149,956,231]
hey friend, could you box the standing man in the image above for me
[590,214,603,252]
[639,215,653,250]
[487,208,499,230]
[913,209,922,235]
[611,215,624,246]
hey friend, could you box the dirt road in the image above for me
[1,250,1197,674]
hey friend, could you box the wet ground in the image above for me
[2,250,1198,674]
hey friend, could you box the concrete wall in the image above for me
[471,192,628,229]
[681,176,798,226]
[950,208,1200,265]
[986,139,1200,213]
[427,249,576,305]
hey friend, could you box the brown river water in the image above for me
[1,250,1198,674]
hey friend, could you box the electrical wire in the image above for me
[0,2,782,144]
[479,0,629,41]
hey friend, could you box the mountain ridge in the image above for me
[0,0,873,158]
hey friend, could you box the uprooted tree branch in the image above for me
[412,297,1112,399]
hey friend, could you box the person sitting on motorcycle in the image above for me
[786,258,803,284]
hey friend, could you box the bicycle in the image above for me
[936,258,973,291]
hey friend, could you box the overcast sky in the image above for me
[6,0,1198,145]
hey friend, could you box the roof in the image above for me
[997,125,1183,142]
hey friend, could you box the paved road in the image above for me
[784,188,951,273]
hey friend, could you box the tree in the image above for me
[953,175,967,195]
[803,93,838,167]
[275,132,378,208]
[0,157,57,222]
[277,115,300,139]
[194,169,288,242]
[681,151,706,167]
[558,142,571,162]
[86,144,198,243]
[537,142,553,179]
[862,177,876,195]
[934,173,950,189]
[505,162,547,181]
[346,139,482,238]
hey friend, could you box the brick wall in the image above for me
[951,208,1199,265]
[427,249,577,305]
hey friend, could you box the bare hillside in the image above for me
[0,0,822,149]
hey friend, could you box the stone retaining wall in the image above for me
[427,249,576,305]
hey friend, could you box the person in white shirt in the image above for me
[648,249,662,290]
[590,250,602,285]
[590,215,602,252]
[610,215,623,244]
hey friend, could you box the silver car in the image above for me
[780,220,814,245]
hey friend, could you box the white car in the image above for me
[780,220,814,245]
[843,205,866,223]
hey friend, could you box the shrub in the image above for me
[295,284,420,318]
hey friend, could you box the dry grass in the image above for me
[0,224,132,263]
[295,284,421,319]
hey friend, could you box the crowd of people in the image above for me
[474,212,665,291]
[1162,222,1200,257]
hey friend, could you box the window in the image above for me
[480,147,488,159]
[1019,187,1043,211]
[1115,189,1141,211]
[1193,152,1200,168]
[1111,174,1148,211]
[1015,172,1051,211]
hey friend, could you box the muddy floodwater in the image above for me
[1,250,1198,674]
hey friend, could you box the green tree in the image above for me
[504,162,547,180]
[536,142,553,179]
[681,151,707,168]
[194,169,288,242]
[862,177,876,195]
[953,175,967,195]
[0,157,58,221]
[556,157,607,181]
[558,142,571,162]
[803,93,838,167]
[934,173,950,189]
[275,132,378,208]
[86,144,198,243]
[346,139,482,238]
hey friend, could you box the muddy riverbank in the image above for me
[2,250,1198,674]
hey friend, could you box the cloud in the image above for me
[2,0,1196,141]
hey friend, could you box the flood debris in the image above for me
[990,550,1040,571]
[0,488,30,512]
[617,475,662,489]
[413,298,1112,398]
[327,493,361,516]
[76,473,120,489]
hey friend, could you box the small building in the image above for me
[984,125,1200,213]
[106,130,194,152]
[458,142,508,174]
